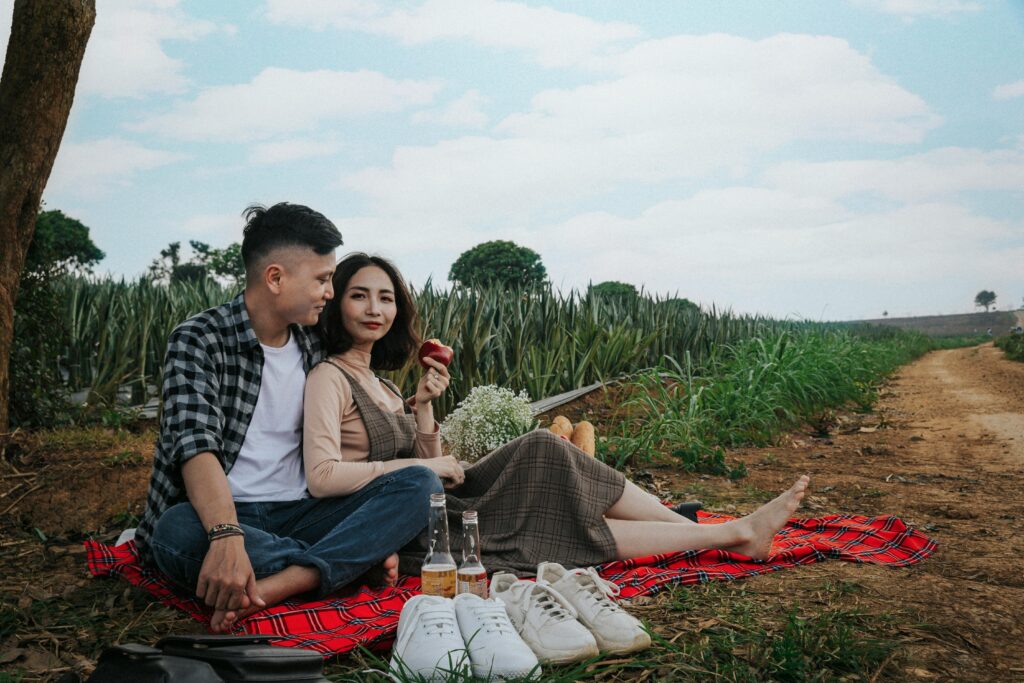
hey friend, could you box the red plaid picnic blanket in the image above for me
[85,512,935,658]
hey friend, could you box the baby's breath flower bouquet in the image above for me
[441,385,536,462]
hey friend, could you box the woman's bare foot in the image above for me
[380,552,399,586]
[352,552,400,590]
[730,475,810,560]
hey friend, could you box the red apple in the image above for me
[418,338,454,368]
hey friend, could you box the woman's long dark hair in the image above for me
[319,253,421,371]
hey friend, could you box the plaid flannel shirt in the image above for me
[135,293,323,565]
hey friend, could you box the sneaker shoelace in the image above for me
[470,600,517,635]
[566,567,622,619]
[522,582,579,627]
[419,608,460,639]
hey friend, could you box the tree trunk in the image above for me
[0,0,95,433]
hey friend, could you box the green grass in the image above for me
[995,334,1024,361]
[321,581,904,682]
[597,328,943,471]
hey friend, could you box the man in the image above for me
[135,202,441,632]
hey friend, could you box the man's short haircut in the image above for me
[241,203,343,281]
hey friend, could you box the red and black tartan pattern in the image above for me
[602,511,937,599]
[85,512,936,658]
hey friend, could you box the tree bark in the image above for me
[0,0,95,432]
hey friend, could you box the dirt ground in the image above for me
[2,343,1023,680]
[543,342,1024,680]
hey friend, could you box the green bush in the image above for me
[10,211,105,428]
[995,334,1024,361]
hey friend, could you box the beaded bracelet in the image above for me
[208,523,244,542]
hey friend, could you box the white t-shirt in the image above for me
[227,333,309,502]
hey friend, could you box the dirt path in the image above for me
[3,343,1024,680]
[688,343,1024,680]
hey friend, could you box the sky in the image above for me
[2,0,1023,321]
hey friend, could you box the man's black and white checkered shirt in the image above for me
[135,293,323,565]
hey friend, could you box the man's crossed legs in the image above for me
[150,466,441,631]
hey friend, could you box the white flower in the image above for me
[441,385,535,461]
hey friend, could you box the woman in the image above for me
[303,253,809,576]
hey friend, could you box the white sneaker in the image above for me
[536,562,651,655]
[489,572,599,664]
[453,593,541,680]
[389,595,470,682]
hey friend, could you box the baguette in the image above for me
[570,420,596,456]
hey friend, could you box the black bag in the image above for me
[87,643,222,683]
[157,635,328,682]
[87,635,329,683]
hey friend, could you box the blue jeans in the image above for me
[149,465,441,598]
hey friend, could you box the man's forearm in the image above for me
[181,452,238,531]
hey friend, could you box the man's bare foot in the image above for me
[210,603,263,633]
[730,475,810,560]
[206,556,399,632]
[207,565,319,633]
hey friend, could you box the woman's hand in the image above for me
[414,357,450,407]
[420,455,466,488]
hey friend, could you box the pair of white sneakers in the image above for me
[490,562,651,664]
[389,592,541,682]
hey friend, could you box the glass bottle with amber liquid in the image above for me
[420,493,456,597]
[456,510,488,598]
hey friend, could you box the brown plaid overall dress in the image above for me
[322,361,626,576]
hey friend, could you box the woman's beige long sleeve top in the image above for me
[302,348,441,497]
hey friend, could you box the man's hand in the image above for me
[196,535,265,616]
[181,453,266,629]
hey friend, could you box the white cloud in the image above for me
[848,0,981,17]
[531,191,1020,319]
[412,90,490,128]
[764,147,1024,203]
[343,34,939,225]
[80,0,217,98]
[45,137,187,197]
[133,67,441,141]
[264,0,641,68]
[340,184,1021,319]
[994,80,1024,100]
[1,0,220,99]
[247,136,344,165]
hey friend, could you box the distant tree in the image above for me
[590,281,638,299]
[974,290,997,312]
[25,210,105,281]
[658,297,701,316]
[148,241,183,282]
[170,262,209,285]
[149,240,244,285]
[449,240,546,289]
[0,0,96,431]
[200,242,245,284]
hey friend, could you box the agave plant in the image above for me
[54,275,794,419]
